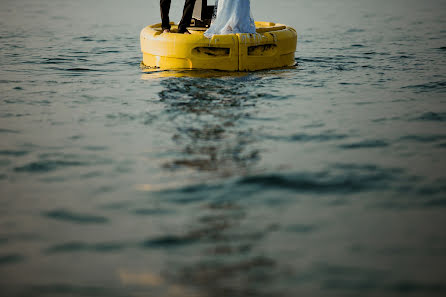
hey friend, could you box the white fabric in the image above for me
[204,0,256,38]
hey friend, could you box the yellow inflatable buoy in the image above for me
[140,21,297,71]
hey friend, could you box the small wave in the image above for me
[266,132,348,142]
[402,81,446,93]
[66,68,98,72]
[79,171,103,179]
[0,254,24,265]
[151,164,409,206]
[334,64,349,71]
[413,112,446,122]
[286,224,318,234]
[69,134,84,140]
[142,235,197,248]
[0,128,20,134]
[131,208,172,216]
[423,198,446,207]
[390,281,446,293]
[238,170,392,194]
[106,111,158,125]
[416,180,446,196]
[0,78,25,84]
[371,117,401,123]
[97,50,120,54]
[43,209,109,224]
[14,160,86,173]
[45,241,126,254]
[23,284,117,297]
[339,140,389,149]
[298,56,363,64]
[393,55,412,59]
[74,36,95,42]
[310,263,385,289]
[346,28,365,33]
[0,150,29,156]
[42,57,73,64]
[83,146,108,151]
[399,134,446,143]
[302,122,325,129]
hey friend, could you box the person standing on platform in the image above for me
[160,0,197,34]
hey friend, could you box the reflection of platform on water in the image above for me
[155,75,262,177]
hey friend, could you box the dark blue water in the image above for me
[1,0,446,296]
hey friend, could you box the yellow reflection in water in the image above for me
[140,66,250,80]
[119,270,164,286]
[140,63,296,80]
[134,183,163,192]
[134,181,193,192]
[118,270,202,297]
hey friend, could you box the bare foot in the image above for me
[180,30,191,34]
[163,29,170,34]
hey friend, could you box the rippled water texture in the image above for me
[1,0,446,296]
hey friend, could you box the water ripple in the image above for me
[339,139,389,149]
[142,235,197,249]
[23,284,120,297]
[0,253,24,265]
[402,81,446,93]
[265,131,349,142]
[413,112,446,122]
[14,160,87,173]
[238,170,392,194]
[399,134,446,143]
[45,241,126,254]
[389,281,446,293]
[0,150,29,156]
[43,209,109,224]
[0,128,20,134]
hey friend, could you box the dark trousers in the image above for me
[160,0,197,32]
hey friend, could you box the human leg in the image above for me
[160,0,171,30]
[178,0,197,33]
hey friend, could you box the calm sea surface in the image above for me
[1,0,446,296]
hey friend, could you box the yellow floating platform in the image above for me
[140,21,297,71]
